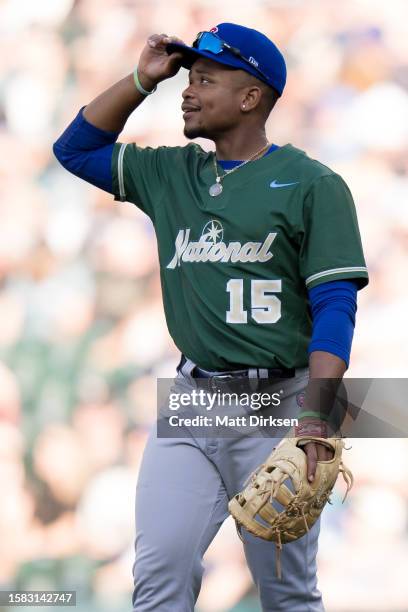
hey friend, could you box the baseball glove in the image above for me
[228,436,353,578]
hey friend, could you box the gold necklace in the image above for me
[209,142,270,197]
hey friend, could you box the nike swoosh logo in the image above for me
[269,180,299,188]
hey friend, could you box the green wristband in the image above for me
[133,67,157,96]
[298,411,330,422]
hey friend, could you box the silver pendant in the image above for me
[209,182,223,197]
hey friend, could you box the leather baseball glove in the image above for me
[228,436,353,578]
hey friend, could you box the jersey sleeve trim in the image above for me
[116,142,128,202]
[305,266,368,287]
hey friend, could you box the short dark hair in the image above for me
[262,84,280,116]
[241,71,280,118]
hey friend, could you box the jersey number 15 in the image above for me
[226,279,281,325]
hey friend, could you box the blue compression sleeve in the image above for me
[308,280,358,368]
[53,107,119,193]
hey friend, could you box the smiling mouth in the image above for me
[182,108,200,120]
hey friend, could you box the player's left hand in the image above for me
[303,441,334,482]
[294,417,335,482]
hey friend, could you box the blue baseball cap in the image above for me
[166,23,287,96]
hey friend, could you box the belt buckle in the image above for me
[209,373,234,393]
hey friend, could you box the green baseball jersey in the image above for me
[111,142,368,370]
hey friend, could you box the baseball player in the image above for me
[54,23,368,612]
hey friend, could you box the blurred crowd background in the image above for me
[1,0,408,610]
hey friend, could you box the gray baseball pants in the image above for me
[132,359,324,611]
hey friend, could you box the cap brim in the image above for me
[166,42,241,72]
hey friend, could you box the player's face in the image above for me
[181,58,247,140]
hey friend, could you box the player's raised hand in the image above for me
[138,34,185,91]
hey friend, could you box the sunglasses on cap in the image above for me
[192,31,270,84]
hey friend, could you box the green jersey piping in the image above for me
[305,266,368,286]
[117,143,128,202]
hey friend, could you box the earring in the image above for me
[242,104,246,109]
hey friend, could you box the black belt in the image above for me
[177,355,296,390]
